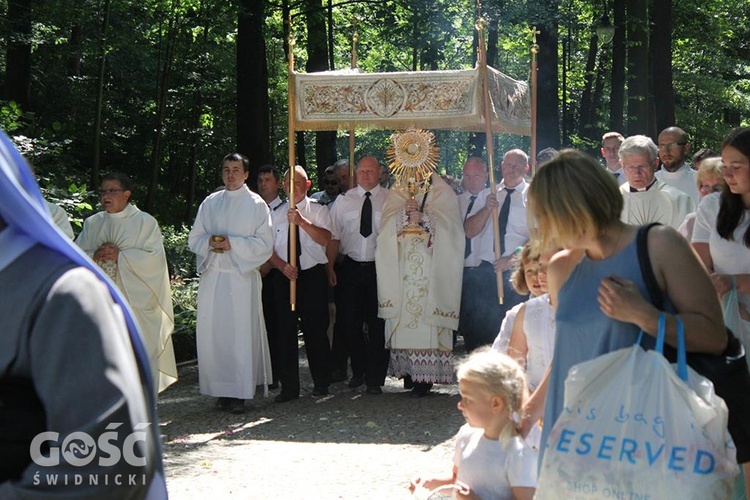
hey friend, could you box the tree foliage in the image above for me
[0,0,748,224]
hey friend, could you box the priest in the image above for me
[377,171,464,397]
[188,153,274,414]
[76,172,178,393]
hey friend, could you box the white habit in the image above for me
[188,185,274,399]
[619,179,695,230]
[76,203,178,392]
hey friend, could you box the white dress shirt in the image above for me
[329,184,387,262]
[459,188,492,267]
[271,196,332,270]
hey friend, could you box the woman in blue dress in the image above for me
[520,149,727,467]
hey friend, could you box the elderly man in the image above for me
[188,153,274,413]
[332,158,354,193]
[267,166,333,402]
[464,149,530,345]
[601,131,626,186]
[457,157,497,352]
[619,135,695,230]
[656,126,700,204]
[327,157,389,394]
[76,172,177,393]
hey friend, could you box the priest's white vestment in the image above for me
[376,173,464,384]
[76,203,178,392]
[188,186,274,399]
[620,179,695,230]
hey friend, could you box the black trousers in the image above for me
[336,257,389,387]
[270,265,331,396]
[329,269,349,374]
[261,273,280,384]
[459,262,525,352]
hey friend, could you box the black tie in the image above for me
[360,192,372,237]
[288,224,302,262]
[499,188,515,255]
[464,195,477,258]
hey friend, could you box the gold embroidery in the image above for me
[379,299,394,308]
[432,307,459,320]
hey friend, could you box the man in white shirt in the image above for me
[457,157,496,352]
[619,135,696,230]
[327,157,389,394]
[267,166,333,402]
[464,149,530,347]
[188,153,274,414]
[257,164,284,390]
[655,126,700,204]
[601,131,627,186]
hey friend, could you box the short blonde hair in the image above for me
[456,347,527,416]
[528,149,623,252]
[696,157,725,189]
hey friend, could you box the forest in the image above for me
[2,0,749,228]
[3,0,748,359]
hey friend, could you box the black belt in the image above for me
[345,256,375,266]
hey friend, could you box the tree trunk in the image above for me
[4,0,33,111]
[145,12,176,212]
[534,0,561,150]
[306,0,335,181]
[91,0,112,188]
[238,0,272,188]
[609,0,626,132]
[577,30,598,141]
[185,89,201,222]
[625,0,649,135]
[650,0,673,133]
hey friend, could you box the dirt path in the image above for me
[159,363,465,499]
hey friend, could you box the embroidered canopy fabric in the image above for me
[292,66,531,136]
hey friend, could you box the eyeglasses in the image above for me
[624,165,651,173]
[657,142,687,152]
[98,188,124,196]
[699,184,723,194]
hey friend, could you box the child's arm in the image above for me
[519,362,550,437]
[408,466,457,493]
[506,303,529,369]
[511,487,536,500]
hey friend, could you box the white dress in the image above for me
[453,424,537,499]
[522,293,556,391]
[188,186,274,399]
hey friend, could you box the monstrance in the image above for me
[386,128,440,234]
[387,128,439,197]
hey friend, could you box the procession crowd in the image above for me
[2,123,750,498]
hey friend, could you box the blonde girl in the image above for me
[410,348,537,500]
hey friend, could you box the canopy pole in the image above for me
[476,6,503,305]
[530,27,540,176]
[287,29,298,312]
[347,17,360,190]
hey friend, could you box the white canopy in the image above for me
[291,66,531,136]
